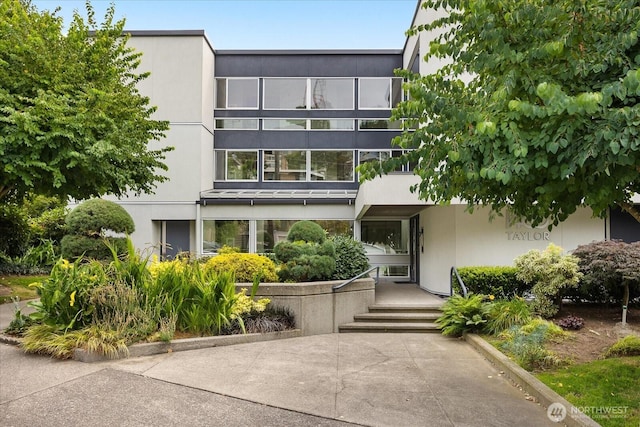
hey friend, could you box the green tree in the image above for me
[0,0,171,201]
[359,0,640,227]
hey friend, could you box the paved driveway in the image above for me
[0,333,557,426]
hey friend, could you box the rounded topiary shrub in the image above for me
[65,199,135,236]
[331,235,369,280]
[278,254,336,283]
[60,234,128,261]
[273,220,336,282]
[287,220,326,243]
[204,252,278,283]
[273,240,315,263]
[61,199,134,261]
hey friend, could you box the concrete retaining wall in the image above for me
[236,278,375,336]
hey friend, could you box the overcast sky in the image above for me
[31,0,419,50]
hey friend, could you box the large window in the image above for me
[216,78,259,109]
[257,220,353,253]
[263,78,308,109]
[215,150,258,181]
[202,220,249,253]
[310,151,354,181]
[263,150,307,181]
[310,78,353,109]
[263,78,354,110]
[358,78,402,109]
[262,150,355,181]
[361,220,409,255]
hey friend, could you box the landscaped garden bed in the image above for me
[441,242,640,427]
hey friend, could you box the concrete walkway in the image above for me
[1,332,557,426]
[374,281,444,305]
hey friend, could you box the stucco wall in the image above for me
[420,205,605,295]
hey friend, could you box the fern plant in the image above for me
[435,294,487,337]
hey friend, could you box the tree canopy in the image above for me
[0,0,171,201]
[359,0,640,227]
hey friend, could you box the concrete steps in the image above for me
[339,303,443,333]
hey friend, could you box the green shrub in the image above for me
[29,206,67,245]
[23,195,68,246]
[274,240,316,263]
[330,235,369,280]
[61,199,134,261]
[483,297,532,335]
[604,335,640,358]
[277,254,336,282]
[273,221,337,282]
[436,294,488,336]
[286,220,326,243]
[0,203,30,258]
[514,244,581,318]
[455,266,531,298]
[61,235,127,261]
[204,252,278,283]
[65,199,135,236]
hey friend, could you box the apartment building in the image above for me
[116,3,639,295]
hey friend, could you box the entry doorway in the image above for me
[360,219,411,279]
[161,220,191,260]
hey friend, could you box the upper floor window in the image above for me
[263,118,354,130]
[263,150,307,181]
[215,150,258,181]
[358,78,403,109]
[214,119,259,130]
[358,119,402,130]
[216,78,259,109]
[310,151,354,181]
[262,150,355,182]
[263,78,354,110]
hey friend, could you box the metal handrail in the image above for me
[332,266,380,291]
[450,266,468,297]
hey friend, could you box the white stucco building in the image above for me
[113,2,639,295]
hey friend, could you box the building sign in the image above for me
[505,212,551,241]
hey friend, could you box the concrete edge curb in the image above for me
[1,330,302,362]
[73,329,303,362]
[464,333,601,427]
[0,334,22,346]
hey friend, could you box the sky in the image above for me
[30,0,419,50]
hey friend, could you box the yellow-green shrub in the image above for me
[204,253,278,283]
[231,288,270,319]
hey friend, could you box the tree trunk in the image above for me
[0,185,12,200]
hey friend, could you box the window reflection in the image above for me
[202,220,249,253]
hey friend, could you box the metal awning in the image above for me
[199,189,358,205]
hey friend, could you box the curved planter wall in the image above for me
[236,278,375,336]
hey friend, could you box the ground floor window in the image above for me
[256,220,353,253]
[202,220,249,253]
[360,220,409,254]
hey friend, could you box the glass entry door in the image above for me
[361,220,410,278]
